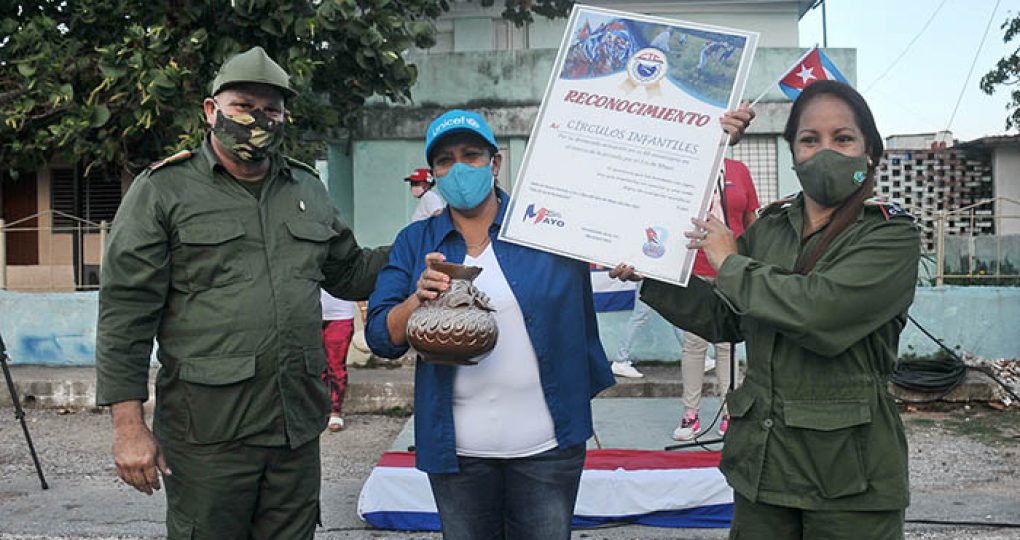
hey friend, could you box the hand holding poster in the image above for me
[499,5,758,286]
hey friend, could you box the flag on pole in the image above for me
[777,46,849,100]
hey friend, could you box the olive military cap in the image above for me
[211,46,296,98]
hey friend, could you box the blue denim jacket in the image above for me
[366,190,616,473]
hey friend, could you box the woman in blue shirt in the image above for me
[367,109,615,539]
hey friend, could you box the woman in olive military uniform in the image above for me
[613,81,919,538]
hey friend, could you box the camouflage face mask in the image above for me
[211,106,284,162]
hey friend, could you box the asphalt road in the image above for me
[1,405,1018,539]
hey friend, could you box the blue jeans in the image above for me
[427,444,586,540]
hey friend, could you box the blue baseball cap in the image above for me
[424,109,498,164]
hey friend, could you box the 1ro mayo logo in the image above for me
[523,204,566,227]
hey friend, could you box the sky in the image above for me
[798,0,1020,142]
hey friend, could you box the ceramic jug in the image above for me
[406,261,498,365]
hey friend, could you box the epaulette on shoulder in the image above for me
[285,156,319,177]
[758,194,797,218]
[864,197,914,221]
[147,150,193,171]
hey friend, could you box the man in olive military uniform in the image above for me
[96,47,388,539]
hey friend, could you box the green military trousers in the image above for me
[161,437,320,540]
[729,492,904,540]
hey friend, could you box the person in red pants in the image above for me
[321,289,357,431]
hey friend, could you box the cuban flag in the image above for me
[590,264,636,312]
[777,46,848,101]
[358,450,733,531]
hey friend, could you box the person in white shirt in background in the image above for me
[612,295,688,379]
[321,290,357,431]
[405,167,446,222]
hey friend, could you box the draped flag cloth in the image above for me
[358,449,734,531]
[590,264,637,312]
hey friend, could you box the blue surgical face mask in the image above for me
[436,162,494,210]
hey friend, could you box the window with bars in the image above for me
[51,168,123,229]
[729,135,779,206]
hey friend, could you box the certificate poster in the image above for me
[499,5,758,286]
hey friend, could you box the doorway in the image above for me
[1,171,40,265]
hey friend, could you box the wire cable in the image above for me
[905,518,1020,528]
[665,170,737,452]
[891,354,968,404]
[945,0,1003,132]
[891,314,1020,404]
[863,0,949,94]
[663,396,728,451]
[869,83,945,129]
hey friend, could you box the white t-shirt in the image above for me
[410,189,446,222]
[320,289,356,320]
[452,244,558,458]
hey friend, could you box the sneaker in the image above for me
[327,415,345,432]
[672,411,700,441]
[718,416,729,437]
[611,361,644,378]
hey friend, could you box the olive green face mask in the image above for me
[793,148,869,207]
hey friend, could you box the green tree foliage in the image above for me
[485,0,574,26]
[980,12,1020,131]
[1,0,572,179]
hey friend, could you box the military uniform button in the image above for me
[762,418,774,429]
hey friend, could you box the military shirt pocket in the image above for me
[178,353,257,444]
[719,387,757,480]
[286,220,338,282]
[784,399,872,499]
[298,347,330,421]
[176,220,250,291]
[304,346,328,377]
[726,386,756,419]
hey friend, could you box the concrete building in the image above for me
[956,135,1020,236]
[885,131,953,151]
[0,166,119,291]
[876,137,994,252]
[325,0,853,249]
[872,133,1019,281]
[875,133,1020,244]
